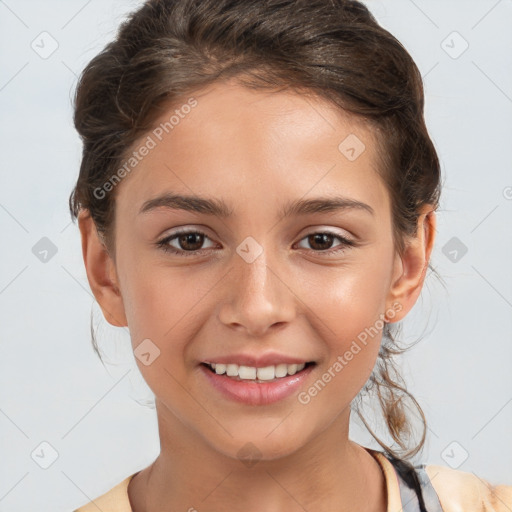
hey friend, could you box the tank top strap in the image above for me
[385,455,444,512]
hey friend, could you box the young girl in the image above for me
[70,0,511,510]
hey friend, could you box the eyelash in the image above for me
[155,228,356,257]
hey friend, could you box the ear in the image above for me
[385,206,437,323]
[78,210,127,327]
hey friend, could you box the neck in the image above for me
[130,399,386,512]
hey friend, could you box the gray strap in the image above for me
[395,464,444,512]
[416,465,444,512]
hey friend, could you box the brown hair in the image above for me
[69,0,442,462]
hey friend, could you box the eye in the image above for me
[156,229,217,257]
[295,231,356,255]
[156,228,356,258]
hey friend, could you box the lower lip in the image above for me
[199,363,316,406]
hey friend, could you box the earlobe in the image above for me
[385,209,437,323]
[78,210,128,328]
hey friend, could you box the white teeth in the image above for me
[256,366,275,380]
[226,364,238,377]
[238,365,257,379]
[275,363,288,378]
[214,364,226,375]
[207,362,307,381]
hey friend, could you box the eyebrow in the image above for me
[139,193,374,218]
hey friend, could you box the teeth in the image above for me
[214,363,226,375]
[226,364,238,377]
[275,363,288,378]
[257,366,275,380]
[209,362,307,381]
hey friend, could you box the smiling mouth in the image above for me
[200,361,316,382]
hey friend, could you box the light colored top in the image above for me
[74,447,512,511]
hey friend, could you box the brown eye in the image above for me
[176,232,205,251]
[307,233,335,251]
[156,229,216,256]
[296,231,355,255]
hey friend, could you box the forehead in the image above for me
[115,80,389,222]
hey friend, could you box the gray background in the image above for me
[0,0,511,510]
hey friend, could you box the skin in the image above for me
[79,79,436,512]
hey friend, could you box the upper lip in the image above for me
[202,352,314,367]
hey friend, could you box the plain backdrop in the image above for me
[0,0,511,510]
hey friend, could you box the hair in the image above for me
[68,0,443,463]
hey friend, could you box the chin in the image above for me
[206,429,308,466]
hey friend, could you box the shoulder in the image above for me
[425,464,512,512]
[73,474,134,512]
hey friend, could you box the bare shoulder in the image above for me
[425,464,512,512]
[72,474,134,512]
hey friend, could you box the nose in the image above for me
[217,245,295,337]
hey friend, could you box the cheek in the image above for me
[119,260,213,360]
[305,259,391,339]
[300,259,392,390]
[119,269,203,405]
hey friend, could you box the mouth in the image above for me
[200,361,317,383]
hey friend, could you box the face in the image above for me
[82,79,434,463]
